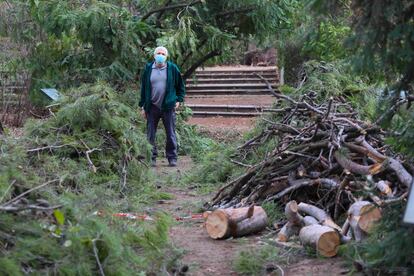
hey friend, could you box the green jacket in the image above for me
[139,61,186,112]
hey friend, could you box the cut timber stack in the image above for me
[185,66,278,117]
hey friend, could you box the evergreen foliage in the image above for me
[0,83,181,274]
[183,143,241,191]
[2,0,299,99]
[309,0,414,156]
[344,203,414,275]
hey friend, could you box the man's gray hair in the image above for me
[154,46,168,56]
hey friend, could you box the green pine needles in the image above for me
[0,83,181,275]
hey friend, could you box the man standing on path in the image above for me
[139,46,186,167]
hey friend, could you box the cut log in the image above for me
[285,200,303,225]
[277,222,300,242]
[205,206,267,239]
[340,219,352,244]
[375,180,392,197]
[348,201,382,234]
[303,216,318,226]
[232,207,268,238]
[299,224,340,257]
[277,200,304,241]
[297,202,341,231]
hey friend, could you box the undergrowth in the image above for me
[180,142,244,194]
[155,105,217,160]
[0,83,182,274]
[233,244,299,275]
[261,202,284,227]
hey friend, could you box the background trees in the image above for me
[1,0,299,93]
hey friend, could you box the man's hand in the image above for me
[140,108,146,119]
[175,102,180,110]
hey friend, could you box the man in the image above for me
[139,46,185,167]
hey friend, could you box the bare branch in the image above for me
[92,237,106,276]
[0,204,63,212]
[1,179,59,207]
[183,49,221,80]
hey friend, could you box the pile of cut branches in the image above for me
[206,89,413,250]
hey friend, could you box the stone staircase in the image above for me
[185,66,279,116]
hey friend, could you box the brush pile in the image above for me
[207,89,413,254]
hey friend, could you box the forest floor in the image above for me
[152,147,354,275]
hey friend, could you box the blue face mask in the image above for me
[155,54,167,64]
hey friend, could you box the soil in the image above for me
[188,117,256,141]
[153,157,256,275]
[186,95,275,107]
[154,157,354,276]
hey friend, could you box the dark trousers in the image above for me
[146,104,177,161]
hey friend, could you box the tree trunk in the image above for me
[285,200,303,225]
[299,224,340,257]
[205,206,267,239]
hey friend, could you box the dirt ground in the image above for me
[153,157,253,275]
[153,157,353,276]
[186,95,275,106]
[188,117,257,140]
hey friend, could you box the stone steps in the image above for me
[185,66,278,117]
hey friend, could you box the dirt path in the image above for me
[152,157,353,276]
[153,156,259,275]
